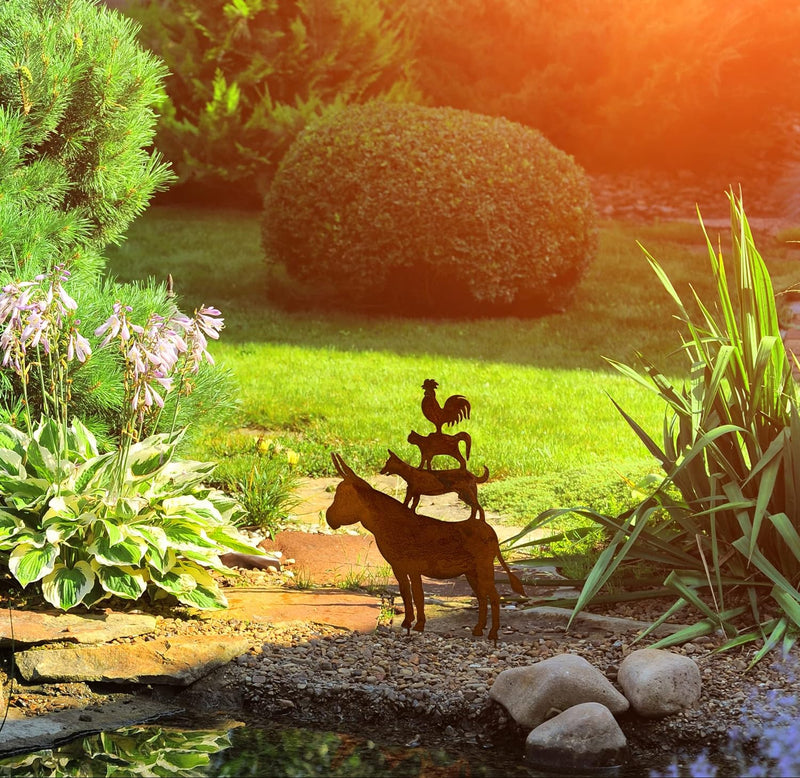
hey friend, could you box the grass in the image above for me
[105,205,800,542]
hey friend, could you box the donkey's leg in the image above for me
[395,570,415,633]
[410,574,426,632]
[465,572,487,636]
[486,584,501,642]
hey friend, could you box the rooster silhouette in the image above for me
[421,379,471,433]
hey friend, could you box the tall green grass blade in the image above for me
[649,605,748,649]
[771,587,800,632]
[731,537,798,602]
[607,395,669,468]
[765,513,800,563]
[664,570,725,625]
[648,620,718,648]
[633,597,689,643]
[748,618,787,668]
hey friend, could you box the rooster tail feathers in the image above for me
[443,394,471,426]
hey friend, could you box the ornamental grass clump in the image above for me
[506,192,800,662]
[0,270,261,611]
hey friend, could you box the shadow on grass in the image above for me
[106,205,780,374]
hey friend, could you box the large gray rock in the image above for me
[525,702,628,771]
[15,636,250,685]
[0,611,157,645]
[489,653,629,729]
[618,647,701,718]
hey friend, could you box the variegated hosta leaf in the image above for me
[162,519,218,553]
[44,495,78,521]
[161,496,221,522]
[209,490,248,525]
[96,565,147,600]
[68,452,115,493]
[207,526,267,556]
[67,418,100,460]
[176,582,228,610]
[25,439,62,481]
[168,565,228,610]
[88,535,145,566]
[150,565,198,596]
[157,461,216,491]
[0,510,26,548]
[0,475,50,510]
[124,433,180,480]
[9,543,57,586]
[0,447,24,477]
[41,562,95,610]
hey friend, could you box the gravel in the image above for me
[165,606,800,772]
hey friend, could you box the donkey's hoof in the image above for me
[487,629,499,641]
[413,622,426,633]
[472,626,484,637]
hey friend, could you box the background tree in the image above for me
[127,0,421,200]
[0,0,231,446]
[408,0,800,175]
[0,0,173,279]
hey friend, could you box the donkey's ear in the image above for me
[332,452,356,480]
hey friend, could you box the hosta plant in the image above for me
[0,268,265,610]
[0,418,256,611]
[505,192,800,662]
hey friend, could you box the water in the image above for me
[0,713,733,777]
[0,715,540,778]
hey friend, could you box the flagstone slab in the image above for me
[0,610,157,645]
[15,636,250,685]
[0,698,183,757]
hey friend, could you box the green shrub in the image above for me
[127,0,420,198]
[263,102,598,317]
[0,418,256,611]
[211,435,302,537]
[0,0,173,279]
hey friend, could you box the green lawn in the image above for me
[105,205,800,529]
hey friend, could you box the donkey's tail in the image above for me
[496,549,526,595]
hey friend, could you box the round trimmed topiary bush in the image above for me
[262,102,598,317]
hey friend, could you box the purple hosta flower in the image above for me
[95,302,133,347]
[0,326,21,372]
[196,305,224,340]
[126,342,147,378]
[19,305,51,354]
[36,265,78,329]
[66,324,91,364]
[132,382,165,413]
[0,281,34,329]
[179,305,223,373]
